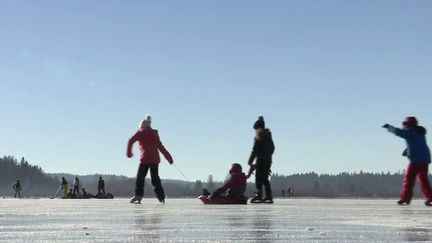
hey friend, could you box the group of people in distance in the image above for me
[127,114,432,207]
[55,176,109,199]
[11,176,107,199]
[127,114,275,204]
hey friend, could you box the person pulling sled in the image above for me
[127,114,174,204]
[61,177,69,199]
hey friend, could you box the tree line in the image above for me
[1,156,430,198]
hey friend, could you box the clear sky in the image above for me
[1,1,432,181]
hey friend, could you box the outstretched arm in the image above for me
[383,124,408,138]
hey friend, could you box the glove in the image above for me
[127,152,133,158]
[402,149,408,157]
[246,165,256,179]
[382,124,390,128]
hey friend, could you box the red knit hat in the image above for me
[402,116,418,128]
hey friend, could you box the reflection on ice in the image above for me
[403,227,431,242]
[0,198,431,242]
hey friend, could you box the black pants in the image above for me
[255,162,272,198]
[135,163,165,200]
[98,186,105,194]
[73,185,80,195]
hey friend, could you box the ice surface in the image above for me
[0,198,431,242]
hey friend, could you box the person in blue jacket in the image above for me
[383,116,432,206]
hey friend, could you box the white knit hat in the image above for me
[139,114,152,129]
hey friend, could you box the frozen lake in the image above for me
[0,198,431,242]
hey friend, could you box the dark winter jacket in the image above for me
[127,128,173,164]
[13,182,21,191]
[213,172,247,197]
[98,179,105,188]
[61,179,68,187]
[386,125,431,164]
[248,128,275,166]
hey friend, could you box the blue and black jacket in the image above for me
[386,125,431,164]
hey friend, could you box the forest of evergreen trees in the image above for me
[1,155,431,198]
[0,156,58,196]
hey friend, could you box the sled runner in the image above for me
[198,195,248,204]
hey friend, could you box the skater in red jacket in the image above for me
[127,114,174,204]
[383,116,432,206]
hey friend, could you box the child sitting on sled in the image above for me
[203,163,247,199]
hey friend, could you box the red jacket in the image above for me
[127,128,173,164]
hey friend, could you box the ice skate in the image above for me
[397,200,410,206]
[154,187,166,204]
[425,200,432,207]
[250,192,263,203]
[130,195,142,204]
[157,195,165,203]
[262,196,274,204]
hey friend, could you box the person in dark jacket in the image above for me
[73,177,80,195]
[383,116,432,206]
[209,163,247,199]
[127,114,174,204]
[248,116,275,203]
[13,180,22,198]
[98,176,106,194]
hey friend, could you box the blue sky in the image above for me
[1,1,432,181]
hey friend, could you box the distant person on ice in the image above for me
[248,116,275,203]
[73,177,80,195]
[61,177,68,199]
[383,116,432,206]
[127,114,174,204]
[82,188,95,199]
[204,163,247,200]
[13,179,22,198]
[98,176,106,194]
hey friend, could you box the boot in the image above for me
[425,200,432,207]
[250,192,263,203]
[130,195,143,204]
